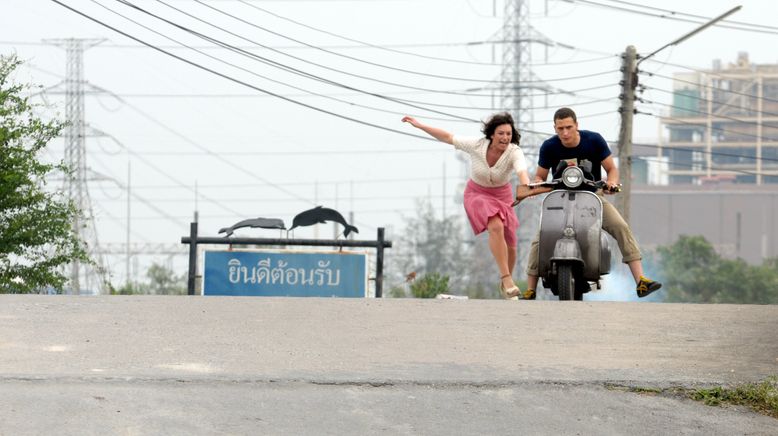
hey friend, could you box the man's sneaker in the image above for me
[636,276,662,298]
[520,289,536,300]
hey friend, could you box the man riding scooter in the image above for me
[521,107,662,300]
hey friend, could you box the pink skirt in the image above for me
[463,179,518,247]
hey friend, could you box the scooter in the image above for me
[514,160,620,300]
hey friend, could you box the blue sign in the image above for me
[203,250,367,297]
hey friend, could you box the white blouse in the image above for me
[452,136,528,187]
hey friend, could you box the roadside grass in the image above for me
[606,376,778,419]
[628,386,662,394]
[689,376,778,418]
[604,384,663,395]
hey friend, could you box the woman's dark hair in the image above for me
[553,107,577,123]
[481,112,521,145]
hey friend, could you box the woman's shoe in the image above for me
[500,284,519,300]
[499,274,520,300]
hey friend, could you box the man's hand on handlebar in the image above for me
[603,182,621,194]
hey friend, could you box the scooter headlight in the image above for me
[561,166,584,188]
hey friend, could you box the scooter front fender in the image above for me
[550,237,582,263]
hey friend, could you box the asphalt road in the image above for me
[1,295,776,435]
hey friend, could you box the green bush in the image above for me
[649,235,778,304]
[410,272,449,298]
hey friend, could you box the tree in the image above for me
[0,55,89,293]
[386,199,466,297]
[386,198,507,299]
[113,262,186,295]
[650,235,778,304]
[145,263,186,295]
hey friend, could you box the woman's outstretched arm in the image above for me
[401,116,454,144]
[517,169,530,185]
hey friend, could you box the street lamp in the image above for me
[616,6,742,223]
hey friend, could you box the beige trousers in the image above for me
[525,192,642,276]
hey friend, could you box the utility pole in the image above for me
[126,161,131,289]
[616,5,741,225]
[616,45,637,223]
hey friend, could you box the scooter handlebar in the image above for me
[512,180,621,207]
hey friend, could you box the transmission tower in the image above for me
[501,0,534,131]
[46,38,109,294]
[500,0,550,280]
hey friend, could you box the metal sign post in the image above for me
[182,224,391,297]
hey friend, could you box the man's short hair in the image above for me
[553,107,577,123]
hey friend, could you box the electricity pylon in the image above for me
[45,38,109,294]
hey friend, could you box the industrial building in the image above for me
[628,53,778,265]
[657,52,778,185]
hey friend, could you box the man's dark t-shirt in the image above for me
[538,130,612,181]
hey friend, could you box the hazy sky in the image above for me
[2,0,775,286]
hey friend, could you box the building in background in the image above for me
[624,53,778,265]
[631,184,778,265]
[657,52,778,185]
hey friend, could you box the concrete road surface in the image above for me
[1,295,776,435]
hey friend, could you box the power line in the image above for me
[51,2,778,230]
[98,0,481,121]
[92,192,466,204]
[635,154,776,178]
[567,0,778,35]
[36,68,482,209]
[101,208,435,222]
[54,0,478,135]
[132,0,620,89]
[640,57,778,114]
[41,48,612,120]
[82,130,775,167]
[596,0,778,32]
[632,141,778,165]
[50,2,473,232]
[33,62,482,124]
[641,85,778,120]
[76,175,463,190]
[90,133,248,217]
[639,98,778,130]
[98,82,617,101]
[0,37,618,66]
[192,0,500,82]
[63,147,452,157]
[639,70,778,105]
[636,111,778,145]
[384,90,619,112]
[236,0,619,67]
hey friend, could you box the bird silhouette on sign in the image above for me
[218,217,286,237]
[288,206,358,238]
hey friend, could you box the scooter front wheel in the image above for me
[557,264,576,301]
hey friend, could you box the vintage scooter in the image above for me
[514,161,620,300]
